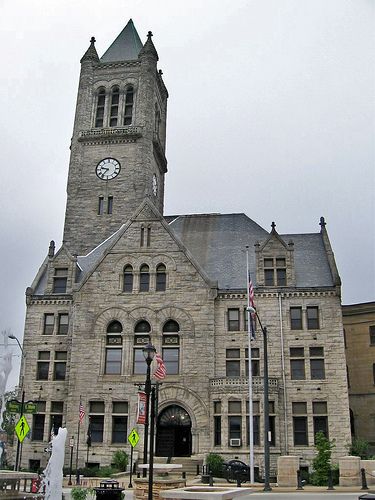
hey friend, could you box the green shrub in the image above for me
[71,487,94,500]
[348,437,370,459]
[96,466,119,477]
[112,450,129,471]
[206,453,225,477]
[310,432,336,486]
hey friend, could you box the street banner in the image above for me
[136,392,147,424]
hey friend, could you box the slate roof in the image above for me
[167,214,334,290]
[32,213,334,294]
[100,19,143,63]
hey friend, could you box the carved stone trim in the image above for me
[30,297,72,305]
[218,290,336,300]
[78,126,143,143]
[210,376,279,394]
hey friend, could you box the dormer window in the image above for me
[264,258,286,286]
[95,88,106,128]
[53,268,68,294]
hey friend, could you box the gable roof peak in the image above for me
[100,19,143,63]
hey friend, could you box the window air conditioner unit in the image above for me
[229,438,241,447]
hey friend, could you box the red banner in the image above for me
[136,392,147,425]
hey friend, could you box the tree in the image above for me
[347,437,370,459]
[1,389,18,445]
[310,431,335,486]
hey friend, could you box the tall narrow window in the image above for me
[32,401,46,441]
[140,226,145,247]
[133,321,151,374]
[37,352,50,380]
[264,259,274,286]
[310,347,325,379]
[373,363,375,385]
[98,196,104,215]
[276,258,286,285]
[245,348,260,377]
[290,307,302,330]
[112,402,128,443]
[313,401,328,441]
[226,349,240,377]
[214,401,221,446]
[246,400,260,446]
[124,85,134,125]
[95,88,106,128]
[307,306,320,329]
[228,401,242,443]
[290,347,305,380]
[156,264,166,291]
[89,401,105,443]
[107,196,113,214]
[292,402,308,446]
[53,352,67,380]
[147,227,151,247]
[269,401,276,446]
[53,268,68,294]
[162,320,180,375]
[123,265,134,293]
[109,86,119,127]
[43,314,54,335]
[50,401,64,436]
[57,313,69,335]
[105,321,123,375]
[369,326,375,345]
[139,264,150,292]
[228,309,240,331]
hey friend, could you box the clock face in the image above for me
[152,174,158,196]
[96,158,121,180]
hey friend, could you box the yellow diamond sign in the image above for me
[128,428,140,448]
[15,415,30,443]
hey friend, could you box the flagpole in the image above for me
[76,396,81,484]
[246,246,254,484]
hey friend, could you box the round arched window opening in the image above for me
[163,320,179,333]
[135,320,151,333]
[107,320,123,333]
[158,405,191,427]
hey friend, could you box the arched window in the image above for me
[133,320,151,374]
[109,86,119,127]
[95,88,106,128]
[123,265,133,293]
[156,264,166,292]
[139,264,150,292]
[162,320,180,375]
[124,85,134,125]
[105,321,123,374]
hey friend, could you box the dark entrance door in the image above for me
[156,405,192,457]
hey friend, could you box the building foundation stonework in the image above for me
[18,20,351,479]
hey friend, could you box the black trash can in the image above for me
[358,494,375,499]
[94,479,124,499]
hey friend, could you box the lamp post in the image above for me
[8,334,25,471]
[247,308,272,492]
[142,343,156,500]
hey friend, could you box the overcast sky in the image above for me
[1,0,374,389]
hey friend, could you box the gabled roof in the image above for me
[100,19,143,63]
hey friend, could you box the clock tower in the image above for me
[62,20,168,255]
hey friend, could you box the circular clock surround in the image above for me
[96,158,121,180]
[152,174,158,196]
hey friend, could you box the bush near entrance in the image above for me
[206,453,225,477]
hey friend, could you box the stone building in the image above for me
[19,20,351,475]
[343,301,375,451]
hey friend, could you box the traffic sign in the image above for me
[15,415,30,443]
[128,428,140,448]
[6,400,21,414]
[24,402,37,414]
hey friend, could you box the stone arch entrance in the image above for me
[156,404,192,457]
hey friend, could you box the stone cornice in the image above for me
[218,289,337,300]
[78,126,143,145]
[29,295,72,306]
[94,61,141,70]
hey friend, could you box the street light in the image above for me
[8,334,25,471]
[142,343,156,500]
[247,307,272,492]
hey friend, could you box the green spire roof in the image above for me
[100,19,143,62]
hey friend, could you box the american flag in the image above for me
[153,353,166,380]
[248,273,255,308]
[248,273,256,340]
[79,402,85,424]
